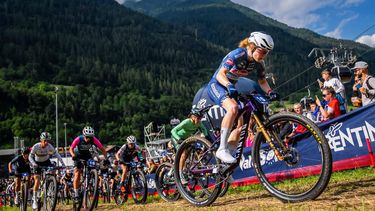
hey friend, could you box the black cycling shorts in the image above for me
[33,160,52,175]
[119,155,133,165]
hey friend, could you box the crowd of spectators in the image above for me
[275,61,374,142]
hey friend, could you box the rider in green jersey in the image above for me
[171,108,209,150]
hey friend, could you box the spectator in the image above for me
[306,101,321,123]
[316,87,342,121]
[351,74,362,108]
[146,159,158,174]
[318,69,347,114]
[352,61,375,106]
[281,103,307,143]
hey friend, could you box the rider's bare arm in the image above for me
[216,67,231,87]
[258,78,272,93]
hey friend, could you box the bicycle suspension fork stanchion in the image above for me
[252,114,285,161]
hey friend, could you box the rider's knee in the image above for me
[226,103,238,116]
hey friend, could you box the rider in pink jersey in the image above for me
[69,126,108,200]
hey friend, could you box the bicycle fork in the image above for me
[252,114,286,161]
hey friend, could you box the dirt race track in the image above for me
[59,174,375,210]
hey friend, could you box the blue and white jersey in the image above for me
[211,48,266,83]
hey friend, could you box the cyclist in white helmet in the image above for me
[29,132,65,209]
[115,135,144,190]
[207,32,279,163]
[69,126,108,200]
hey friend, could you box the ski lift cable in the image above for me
[274,22,375,95]
[352,23,375,41]
[273,65,315,91]
[352,22,375,58]
[280,80,318,101]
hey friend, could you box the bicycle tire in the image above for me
[252,112,332,202]
[72,187,83,211]
[174,135,222,207]
[43,175,58,211]
[84,169,99,211]
[104,179,111,203]
[218,181,230,197]
[131,169,147,204]
[155,162,181,202]
[20,181,28,211]
[113,179,127,206]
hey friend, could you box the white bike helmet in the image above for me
[126,135,136,144]
[248,32,274,51]
[82,126,95,137]
[40,132,52,141]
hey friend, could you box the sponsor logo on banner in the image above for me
[147,177,156,189]
[239,149,278,171]
[325,121,375,152]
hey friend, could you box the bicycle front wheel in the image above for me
[43,175,58,211]
[20,181,28,211]
[252,112,332,202]
[130,169,147,204]
[103,179,111,203]
[85,169,99,211]
[174,135,222,207]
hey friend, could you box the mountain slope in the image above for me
[0,0,226,146]
[124,0,375,93]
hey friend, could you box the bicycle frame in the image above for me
[190,94,286,177]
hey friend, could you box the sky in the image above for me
[231,0,375,47]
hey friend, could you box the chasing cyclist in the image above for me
[115,135,143,191]
[29,132,65,209]
[69,126,108,200]
[8,147,31,205]
[207,32,278,163]
[60,169,73,199]
[170,108,209,151]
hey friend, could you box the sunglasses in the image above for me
[255,47,269,55]
[322,93,330,97]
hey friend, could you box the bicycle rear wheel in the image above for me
[130,169,147,204]
[174,135,222,207]
[155,162,180,202]
[252,112,332,202]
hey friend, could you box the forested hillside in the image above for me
[124,0,375,94]
[0,0,226,147]
[1,0,374,148]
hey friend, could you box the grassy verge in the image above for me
[227,167,375,194]
[1,167,374,210]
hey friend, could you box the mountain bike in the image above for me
[155,107,230,202]
[17,172,31,211]
[35,166,58,211]
[174,93,332,206]
[73,159,99,211]
[113,161,147,205]
[155,153,181,202]
[99,169,111,203]
[93,165,113,208]
[57,176,73,205]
